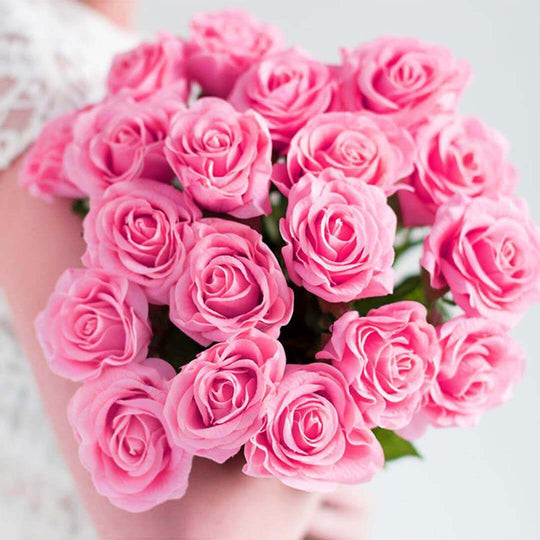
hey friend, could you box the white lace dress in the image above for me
[0,1,133,537]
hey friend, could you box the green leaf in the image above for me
[72,198,90,218]
[372,427,422,462]
[352,274,425,316]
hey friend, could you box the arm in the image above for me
[0,156,320,539]
[80,0,138,28]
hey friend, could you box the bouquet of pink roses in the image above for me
[21,9,539,512]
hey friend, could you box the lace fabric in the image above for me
[0,0,134,536]
[0,0,133,170]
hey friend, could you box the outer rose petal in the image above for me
[317,302,440,430]
[82,180,201,304]
[68,360,193,512]
[169,218,293,346]
[280,168,396,302]
[185,10,285,97]
[243,363,384,491]
[35,268,152,381]
[163,329,286,463]
[165,98,272,218]
[422,195,540,327]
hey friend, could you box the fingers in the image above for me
[305,486,372,540]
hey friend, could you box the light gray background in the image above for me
[135,1,540,539]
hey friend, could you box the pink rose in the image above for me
[317,303,440,430]
[165,98,272,218]
[186,10,285,97]
[424,317,525,428]
[19,110,85,200]
[83,180,201,305]
[280,168,396,303]
[228,48,333,148]
[243,363,384,491]
[272,111,415,196]
[64,96,175,197]
[335,37,471,129]
[68,359,193,512]
[422,196,540,327]
[163,329,286,463]
[107,33,190,101]
[399,115,518,226]
[169,218,293,346]
[35,268,151,381]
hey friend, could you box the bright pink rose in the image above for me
[399,115,518,226]
[335,37,471,129]
[424,317,525,427]
[243,363,384,491]
[272,111,415,196]
[68,359,193,512]
[107,33,189,101]
[169,218,293,346]
[317,303,440,430]
[64,96,174,197]
[280,168,396,303]
[35,268,151,382]
[186,10,285,97]
[164,329,286,463]
[422,196,540,327]
[165,98,272,218]
[19,110,85,200]
[228,48,333,148]
[83,180,201,305]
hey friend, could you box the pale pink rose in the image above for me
[228,48,333,148]
[107,33,190,101]
[35,268,151,381]
[64,96,175,197]
[68,359,193,512]
[399,115,518,226]
[317,303,440,430]
[243,363,384,491]
[424,317,525,427]
[272,111,415,196]
[169,218,293,346]
[422,196,540,327]
[83,180,201,305]
[164,329,286,463]
[335,37,471,129]
[280,168,396,303]
[186,10,285,97]
[165,98,272,218]
[19,110,85,200]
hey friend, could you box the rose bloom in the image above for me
[68,359,193,512]
[317,302,440,430]
[169,217,293,346]
[399,115,518,226]
[186,10,285,97]
[64,96,174,197]
[165,98,272,218]
[164,329,286,463]
[424,317,525,428]
[243,363,384,491]
[272,111,415,196]
[280,168,396,303]
[83,180,201,305]
[335,36,471,129]
[19,110,85,200]
[107,33,190,101]
[35,268,152,381]
[228,48,333,148]
[422,195,540,327]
